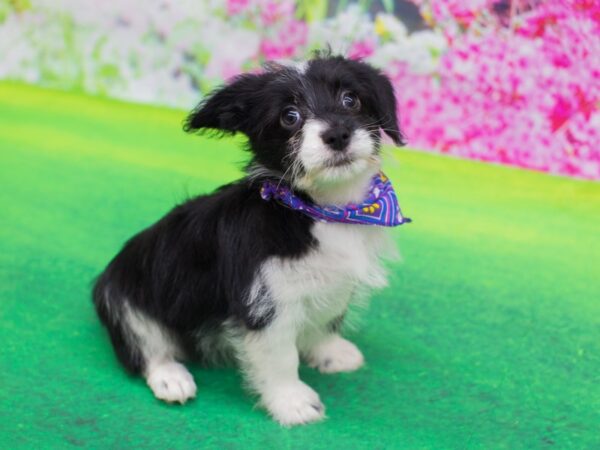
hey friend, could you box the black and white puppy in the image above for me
[93,55,404,426]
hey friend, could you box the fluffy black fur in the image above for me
[92,55,401,375]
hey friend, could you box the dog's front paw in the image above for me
[262,381,325,426]
[146,361,197,404]
[308,336,364,373]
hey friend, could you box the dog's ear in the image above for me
[371,70,405,146]
[348,60,405,146]
[184,73,270,135]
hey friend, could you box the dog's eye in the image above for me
[280,107,302,128]
[341,91,360,111]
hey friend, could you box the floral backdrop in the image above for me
[1,0,599,179]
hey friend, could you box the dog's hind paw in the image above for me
[146,361,197,404]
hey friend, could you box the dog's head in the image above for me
[185,55,404,196]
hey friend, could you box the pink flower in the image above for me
[226,0,251,16]
[348,39,376,60]
[259,19,307,60]
[259,0,295,26]
[398,0,600,179]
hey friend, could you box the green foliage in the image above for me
[0,0,31,24]
[296,0,328,22]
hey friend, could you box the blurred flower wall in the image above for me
[1,0,599,179]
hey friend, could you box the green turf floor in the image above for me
[1,82,599,449]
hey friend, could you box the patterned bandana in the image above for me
[260,172,411,227]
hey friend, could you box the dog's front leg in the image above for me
[237,317,325,426]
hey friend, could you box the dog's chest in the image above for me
[261,223,391,323]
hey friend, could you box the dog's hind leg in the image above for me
[122,303,197,404]
[93,281,196,404]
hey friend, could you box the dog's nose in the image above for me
[321,127,351,152]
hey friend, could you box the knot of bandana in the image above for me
[260,172,411,227]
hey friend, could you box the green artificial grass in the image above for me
[1,82,599,449]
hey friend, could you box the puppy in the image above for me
[92,54,408,426]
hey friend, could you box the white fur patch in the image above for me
[284,60,308,74]
[146,361,197,404]
[297,119,328,173]
[262,222,391,321]
[307,335,364,373]
[244,273,274,324]
[123,302,181,366]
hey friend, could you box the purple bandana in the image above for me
[260,172,411,227]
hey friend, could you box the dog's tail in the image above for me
[92,271,145,374]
